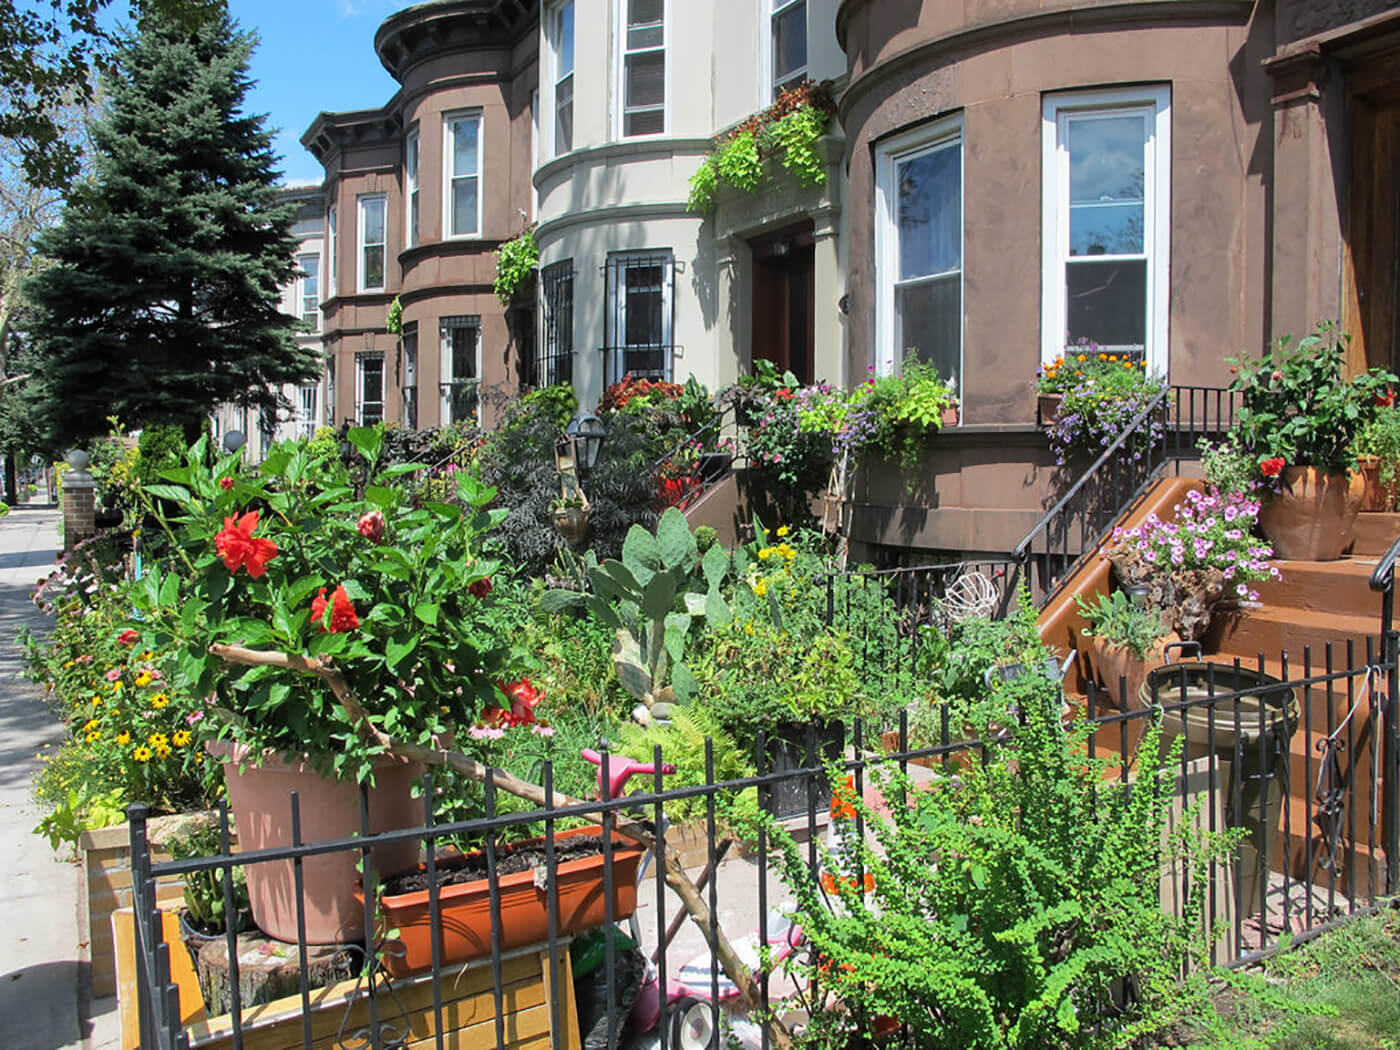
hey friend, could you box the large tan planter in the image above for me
[1357,455,1400,512]
[212,742,424,944]
[1257,466,1364,561]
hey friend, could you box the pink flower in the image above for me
[531,724,555,737]
[468,724,505,741]
[219,477,235,491]
[186,711,204,726]
[104,668,122,682]
[357,510,385,543]
[117,629,139,645]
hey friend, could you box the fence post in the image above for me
[1384,585,1400,896]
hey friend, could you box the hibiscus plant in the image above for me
[1228,322,1397,477]
[127,429,532,782]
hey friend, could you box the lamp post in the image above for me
[552,413,607,547]
[564,412,606,476]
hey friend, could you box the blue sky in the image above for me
[228,0,403,184]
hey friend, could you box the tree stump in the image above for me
[196,932,357,1017]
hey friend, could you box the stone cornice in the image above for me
[835,0,1253,124]
[374,0,536,82]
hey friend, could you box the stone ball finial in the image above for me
[65,449,90,470]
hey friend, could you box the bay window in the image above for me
[875,117,963,386]
[769,0,806,99]
[1041,86,1170,371]
[297,253,319,331]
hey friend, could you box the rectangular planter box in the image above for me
[372,826,644,979]
[81,811,229,999]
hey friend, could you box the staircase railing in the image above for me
[1013,384,1237,605]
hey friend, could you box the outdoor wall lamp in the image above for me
[565,412,607,475]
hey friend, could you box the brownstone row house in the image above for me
[233,0,1400,563]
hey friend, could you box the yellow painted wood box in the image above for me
[113,907,580,1050]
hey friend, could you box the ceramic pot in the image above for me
[1037,393,1063,425]
[1086,634,1176,709]
[941,405,960,428]
[1356,456,1399,512]
[552,506,589,545]
[366,826,644,978]
[210,741,424,944]
[1257,466,1364,561]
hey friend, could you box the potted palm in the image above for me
[1229,324,1397,560]
[126,429,530,944]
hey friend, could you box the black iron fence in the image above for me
[126,637,1398,1050]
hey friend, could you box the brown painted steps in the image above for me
[1350,511,1400,557]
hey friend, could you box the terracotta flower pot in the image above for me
[210,741,424,944]
[1257,466,1364,561]
[552,506,589,545]
[1086,634,1176,709]
[366,826,644,978]
[941,405,960,428]
[1357,455,1400,512]
[1037,393,1063,425]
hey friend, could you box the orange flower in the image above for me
[214,511,279,577]
[311,585,360,632]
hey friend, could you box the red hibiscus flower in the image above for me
[116,629,139,645]
[468,577,492,599]
[357,510,385,542]
[219,477,235,491]
[1260,456,1286,478]
[483,678,542,727]
[1376,389,1396,409]
[774,388,794,401]
[310,585,360,633]
[214,511,279,577]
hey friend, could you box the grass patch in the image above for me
[1167,906,1400,1049]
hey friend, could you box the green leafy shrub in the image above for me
[1196,439,1258,497]
[715,130,761,191]
[137,423,188,488]
[769,679,1236,1049]
[168,822,249,933]
[1353,400,1400,507]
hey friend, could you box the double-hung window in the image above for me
[405,129,420,249]
[619,0,664,137]
[325,357,337,424]
[769,0,806,99]
[444,112,481,238]
[297,253,319,331]
[357,195,386,292]
[553,1,574,154]
[605,250,674,383]
[875,117,963,386]
[439,315,481,424]
[401,322,418,429]
[356,353,385,425]
[540,261,574,387]
[1041,86,1170,370]
[326,204,338,298]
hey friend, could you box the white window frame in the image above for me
[296,384,318,439]
[614,0,668,139]
[1041,85,1171,374]
[355,352,385,425]
[439,316,482,425]
[326,204,338,298]
[874,115,964,379]
[550,0,574,157]
[324,357,336,425]
[443,111,483,239]
[401,322,419,429]
[762,0,807,102]
[357,194,387,293]
[405,128,420,250]
[297,253,320,331]
[605,249,675,381]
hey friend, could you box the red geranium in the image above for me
[116,628,139,645]
[214,511,279,577]
[482,678,542,727]
[1377,389,1396,408]
[357,510,385,542]
[468,576,492,599]
[1260,456,1286,478]
[310,585,360,633]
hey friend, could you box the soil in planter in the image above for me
[383,834,609,895]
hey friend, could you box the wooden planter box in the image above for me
[113,906,580,1050]
[369,826,645,979]
[80,811,229,999]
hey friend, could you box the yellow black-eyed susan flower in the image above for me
[133,746,152,763]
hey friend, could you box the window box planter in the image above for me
[1037,393,1063,425]
[366,825,645,979]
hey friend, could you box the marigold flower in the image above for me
[776,525,790,537]
[132,746,152,763]
[215,511,279,577]
[357,509,386,542]
[1259,456,1286,478]
[752,578,769,597]
[311,585,360,633]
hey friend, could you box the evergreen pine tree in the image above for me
[22,6,317,447]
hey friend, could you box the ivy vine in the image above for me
[494,226,539,306]
[687,80,835,215]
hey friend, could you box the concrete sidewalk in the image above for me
[0,504,116,1050]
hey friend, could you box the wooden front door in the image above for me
[1343,57,1400,373]
[750,236,815,385]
